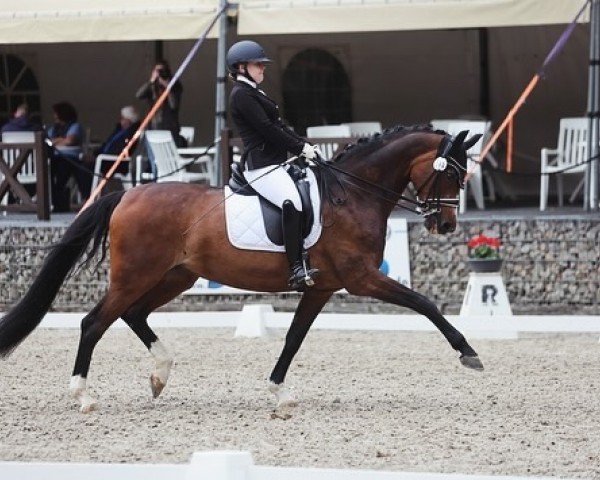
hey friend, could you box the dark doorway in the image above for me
[282,48,351,135]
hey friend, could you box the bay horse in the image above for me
[0,125,484,413]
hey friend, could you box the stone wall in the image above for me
[1,218,598,314]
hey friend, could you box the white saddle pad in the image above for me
[224,169,322,252]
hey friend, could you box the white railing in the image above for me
[0,451,569,480]
[28,309,600,340]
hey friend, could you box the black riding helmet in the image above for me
[226,40,272,74]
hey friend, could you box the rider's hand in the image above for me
[301,143,321,160]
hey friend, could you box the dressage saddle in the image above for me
[228,162,315,246]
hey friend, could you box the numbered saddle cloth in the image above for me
[224,168,322,253]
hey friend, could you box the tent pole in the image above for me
[586,0,599,210]
[478,28,490,119]
[592,0,600,210]
[154,40,164,62]
[213,0,229,187]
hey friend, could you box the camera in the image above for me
[157,68,170,80]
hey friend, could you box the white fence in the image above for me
[0,450,571,480]
[31,309,600,341]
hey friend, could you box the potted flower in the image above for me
[466,234,503,273]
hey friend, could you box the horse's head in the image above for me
[410,130,482,234]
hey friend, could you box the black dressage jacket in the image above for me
[229,80,304,170]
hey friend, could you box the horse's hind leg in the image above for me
[269,289,333,408]
[70,285,145,413]
[121,266,197,399]
[69,300,105,413]
[348,269,483,370]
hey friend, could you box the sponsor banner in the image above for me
[183,217,411,294]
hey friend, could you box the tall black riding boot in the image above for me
[282,200,319,290]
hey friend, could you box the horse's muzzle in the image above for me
[424,214,456,234]
[438,220,456,234]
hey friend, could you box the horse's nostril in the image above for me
[441,221,454,233]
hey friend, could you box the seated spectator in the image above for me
[1,104,40,133]
[92,105,141,176]
[46,101,89,211]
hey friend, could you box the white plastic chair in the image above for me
[90,154,134,194]
[306,124,352,161]
[179,126,195,146]
[341,122,382,137]
[141,130,212,184]
[430,119,493,213]
[539,117,588,211]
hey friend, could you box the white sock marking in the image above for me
[268,381,298,408]
[150,340,173,384]
[69,375,98,413]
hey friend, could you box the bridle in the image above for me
[413,135,467,218]
[313,133,467,222]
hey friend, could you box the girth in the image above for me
[228,162,315,246]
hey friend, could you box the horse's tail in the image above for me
[0,191,126,358]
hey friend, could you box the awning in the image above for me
[238,0,590,35]
[0,0,219,44]
[0,0,589,44]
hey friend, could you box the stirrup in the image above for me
[288,260,319,290]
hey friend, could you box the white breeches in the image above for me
[243,165,302,211]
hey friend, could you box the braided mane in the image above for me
[333,124,446,163]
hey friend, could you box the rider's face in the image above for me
[246,62,266,84]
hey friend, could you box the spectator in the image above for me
[95,105,141,157]
[46,101,89,211]
[136,60,187,147]
[88,105,141,192]
[1,104,40,133]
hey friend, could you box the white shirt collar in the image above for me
[237,75,257,89]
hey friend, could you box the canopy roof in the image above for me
[0,0,589,44]
[0,0,217,44]
[239,0,589,35]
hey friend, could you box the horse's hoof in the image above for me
[79,398,98,414]
[277,397,298,408]
[460,354,484,371]
[150,374,166,399]
[268,381,298,408]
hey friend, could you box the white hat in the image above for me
[121,106,139,123]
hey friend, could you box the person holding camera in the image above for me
[136,60,186,147]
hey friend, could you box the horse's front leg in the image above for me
[269,289,334,408]
[348,269,484,370]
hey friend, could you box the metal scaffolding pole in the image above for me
[213,0,229,187]
[587,0,600,210]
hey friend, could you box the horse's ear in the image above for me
[448,130,468,156]
[464,133,482,152]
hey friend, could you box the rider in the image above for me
[227,40,320,290]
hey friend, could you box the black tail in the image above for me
[0,191,125,357]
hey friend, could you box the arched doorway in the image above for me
[0,54,41,126]
[282,48,351,135]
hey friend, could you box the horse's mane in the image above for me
[332,123,446,163]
